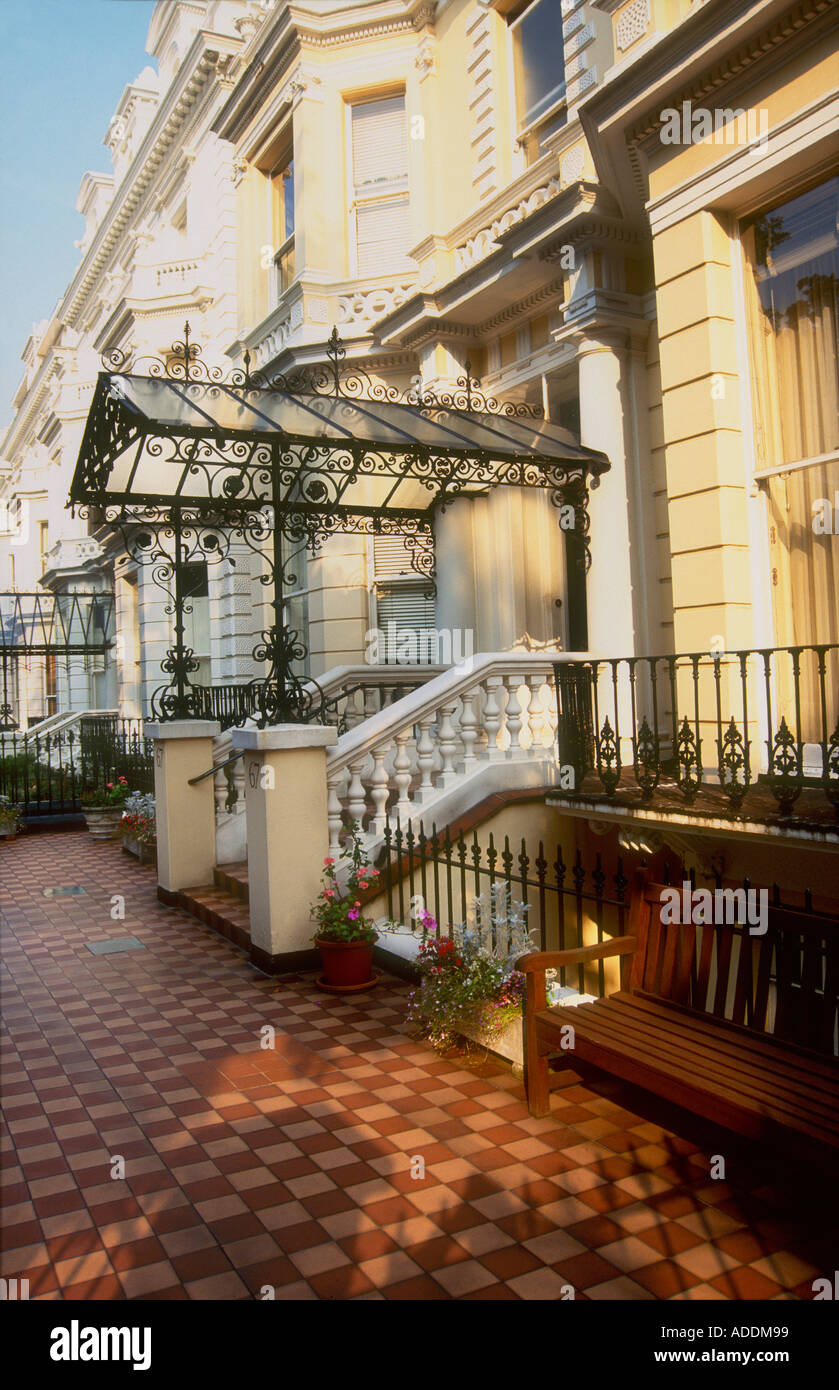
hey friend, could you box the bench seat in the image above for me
[520,875,839,1162]
[536,991,839,1158]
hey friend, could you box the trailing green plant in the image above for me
[311,820,380,944]
[407,885,537,1052]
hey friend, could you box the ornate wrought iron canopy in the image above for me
[67,326,610,725]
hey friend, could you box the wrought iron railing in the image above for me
[382,816,630,991]
[553,645,839,823]
[380,817,839,1019]
[185,675,431,735]
[188,684,261,732]
[0,718,153,818]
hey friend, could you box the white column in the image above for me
[576,330,640,659]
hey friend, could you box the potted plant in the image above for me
[121,791,157,864]
[81,776,131,840]
[311,822,380,992]
[406,886,535,1056]
[0,796,22,840]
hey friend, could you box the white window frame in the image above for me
[507,0,567,143]
[345,91,412,280]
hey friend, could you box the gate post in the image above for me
[231,724,337,974]
[146,720,220,902]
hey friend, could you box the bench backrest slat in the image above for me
[628,879,839,1057]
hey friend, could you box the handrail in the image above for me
[188,747,243,786]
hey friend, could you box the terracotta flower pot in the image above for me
[315,935,377,991]
[84,808,125,841]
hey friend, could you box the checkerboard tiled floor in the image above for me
[1,832,835,1300]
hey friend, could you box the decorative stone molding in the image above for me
[615,0,650,52]
[454,174,563,272]
[567,67,598,104]
[337,282,417,330]
[623,0,835,203]
[307,297,329,324]
[253,314,292,366]
[565,21,595,57]
[295,2,435,48]
[466,5,497,201]
[415,36,436,79]
[476,276,565,334]
[560,145,586,186]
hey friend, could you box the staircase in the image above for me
[325,651,566,854]
[177,862,250,952]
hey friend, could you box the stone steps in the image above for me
[178,862,250,952]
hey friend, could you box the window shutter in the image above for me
[350,96,413,276]
[356,198,413,277]
[351,97,408,192]
[373,534,425,576]
[374,534,436,662]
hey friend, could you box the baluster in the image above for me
[346,757,367,827]
[483,676,504,759]
[327,769,345,852]
[528,675,547,750]
[416,713,436,800]
[232,757,246,814]
[369,745,390,836]
[437,704,458,786]
[460,690,478,773]
[363,684,379,720]
[214,764,228,819]
[505,676,525,757]
[393,730,414,821]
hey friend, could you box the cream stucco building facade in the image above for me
[1,0,837,905]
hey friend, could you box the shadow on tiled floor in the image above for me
[1,832,835,1300]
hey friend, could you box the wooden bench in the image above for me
[519,876,839,1161]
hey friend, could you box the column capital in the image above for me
[146,720,220,740]
[232,724,337,751]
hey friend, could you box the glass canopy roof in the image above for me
[70,372,610,519]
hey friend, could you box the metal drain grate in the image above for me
[86,937,146,955]
[42,886,87,898]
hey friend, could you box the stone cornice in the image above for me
[60,29,240,328]
[290,0,435,46]
[215,1,434,149]
[624,0,839,204]
[580,0,839,212]
[1,359,61,465]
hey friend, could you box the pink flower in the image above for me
[323,889,334,898]
[348,907,360,921]
[324,857,335,867]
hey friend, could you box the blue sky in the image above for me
[0,0,155,429]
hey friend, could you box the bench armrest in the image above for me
[516,936,637,974]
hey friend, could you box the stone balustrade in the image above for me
[324,653,567,854]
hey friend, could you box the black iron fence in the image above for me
[382,817,630,997]
[189,684,261,731]
[0,718,153,818]
[380,816,839,1038]
[554,645,839,821]
[187,677,431,734]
